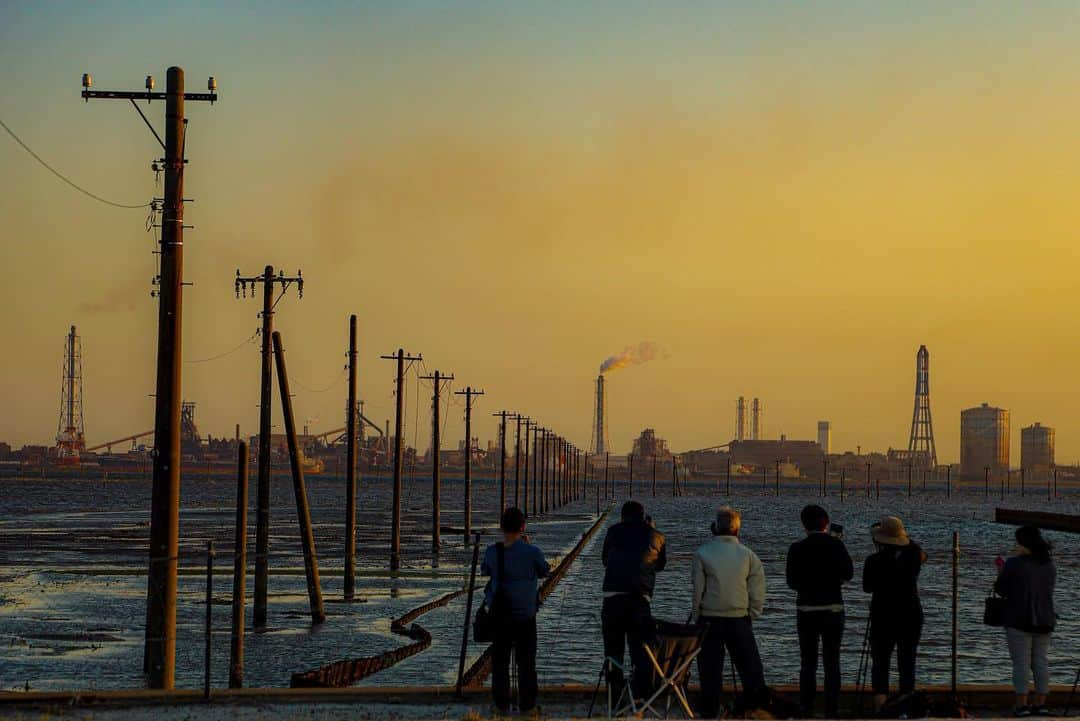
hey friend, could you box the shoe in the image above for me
[1032,706,1052,717]
[1013,706,1032,718]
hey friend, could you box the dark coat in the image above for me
[994,555,1057,633]
[863,542,925,623]
[786,532,854,608]
[601,520,667,598]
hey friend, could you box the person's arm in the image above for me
[840,542,855,583]
[748,550,766,619]
[691,551,705,623]
[534,546,550,579]
[993,558,1014,597]
[655,533,667,573]
[785,542,799,591]
[481,546,493,577]
[602,530,612,567]
[862,555,874,594]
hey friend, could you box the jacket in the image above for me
[482,539,550,621]
[601,519,667,599]
[994,555,1056,633]
[691,535,765,622]
[863,542,925,621]
[786,532,854,609]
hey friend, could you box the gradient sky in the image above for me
[3,2,1080,463]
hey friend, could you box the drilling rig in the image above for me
[55,325,86,464]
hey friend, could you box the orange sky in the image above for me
[2,3,1080,463]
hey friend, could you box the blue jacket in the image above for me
[482,539,549,621]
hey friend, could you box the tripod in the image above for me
[1065,666,1079,716]
[852,613,873,719]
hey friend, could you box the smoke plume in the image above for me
[599,341,664,374]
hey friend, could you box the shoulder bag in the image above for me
[473,543,507,642]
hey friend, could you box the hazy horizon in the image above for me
[3,2,1080,463]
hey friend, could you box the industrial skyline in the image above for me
[4,4,1080,462]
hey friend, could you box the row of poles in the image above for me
[713,457,1062,503]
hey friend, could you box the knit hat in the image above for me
[871,515,910,546]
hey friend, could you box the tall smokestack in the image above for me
[592,374,608,455]
[751,398,762,440]
[735,396,747,441]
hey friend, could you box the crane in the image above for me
[85,430,154,453]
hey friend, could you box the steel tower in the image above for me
[591,374,609,454]
[55,325,86,462]
[907,345,937,468]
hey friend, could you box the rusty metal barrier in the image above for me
[459,506,612,689]
[290,587,467,687]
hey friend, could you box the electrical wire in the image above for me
[0,117,152,209]
[185,331,259,364]
[289,366,347,394]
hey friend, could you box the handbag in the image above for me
[983,591,1008,627]
[473,543,507,642]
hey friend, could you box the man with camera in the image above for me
[601,500,667,701]
[785,504,854,719]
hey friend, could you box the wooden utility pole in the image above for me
[513,414,523,508]
[344,315,359,601]
[605,452,610,499]
[455,387,485,541]
[271,332,325,623]
[83,66,218,689]
[229,442,248,688]
[235,265,303,628]
[522,418,533,517]
[493,410,509,511]
[420,370,454,553]
[381,349,422,571]
[628,453,634,498]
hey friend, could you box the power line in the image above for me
[185,331,258,364]
[0,117,151,209]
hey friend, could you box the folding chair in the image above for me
[591,620,706,719]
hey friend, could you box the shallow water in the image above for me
[0,475,1076,692]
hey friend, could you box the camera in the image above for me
[829,523,844,540]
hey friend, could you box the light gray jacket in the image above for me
[691,535,766,622]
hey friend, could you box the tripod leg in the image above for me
[1064,666,1079,716]
[589,659,608,719]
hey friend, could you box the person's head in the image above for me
[1015,525,1052,563]
[800,504,830,533]
[871,515,910,549]
[621,500,646,524]
[711,505,742,537]
[501,507,526,543]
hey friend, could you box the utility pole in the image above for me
[493,410,509,511]
[83,67,218,689]
[513,414,523,508]
[420,370,454,553]
[235,265,303,628]
[381,349,422,571]
[527,421,537,517]
[522,418,532,517]
[605,452,610,499]
[455,387,485,542]
[628,452,634,498]
[344,315,358,601]
[652,455,657,497]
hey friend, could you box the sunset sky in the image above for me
[3,2,1080,463]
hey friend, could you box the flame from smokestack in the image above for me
[599,341,664,374]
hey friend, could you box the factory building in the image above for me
[1021,423,1055,473]
[960,403,1009,479]
[729,438,824,475]
[817,421,832,454]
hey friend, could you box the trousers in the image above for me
[796,610,844,717]
[870,610,922,696]
[1005,627,1051,696]
[491,616,538,712]
[697,616,765,718]
[601,594,656,699]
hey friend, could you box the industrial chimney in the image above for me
[592,374,609,455]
